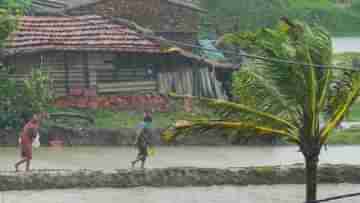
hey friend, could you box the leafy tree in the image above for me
[23,69,53,114]
[0,0,32,11]
[165,19,360,202]
[0,8,17,46]
[0,0,31,45]
[0,69,53,130]
[0,0,50,131]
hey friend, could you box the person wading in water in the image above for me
[15,113,47,172]
[131,110,153,169]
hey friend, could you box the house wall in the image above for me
[158,65,194,95]
[89,52,148,83]
[11,53,41,74]
[7,51,208,96]
[9,51,89,96]
[156,55,227,98]
[6,51,167,96]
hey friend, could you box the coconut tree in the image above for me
[164,18,360,202]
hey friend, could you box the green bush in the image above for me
[200,0,360,37]
[23,69,54,113]
[0,69,53,130]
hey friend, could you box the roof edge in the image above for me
[165,47,239,70]
[166,0,208,13]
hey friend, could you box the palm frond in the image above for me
[171,120,300,144]
[169,93,297,132]
[321,69,360,144]
[232,65,300,124]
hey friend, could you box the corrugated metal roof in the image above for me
[4,15,161,55]
[198,40,226,61]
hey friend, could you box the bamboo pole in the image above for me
[64,52,70,94]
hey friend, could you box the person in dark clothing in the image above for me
[143,110,152,128]
[145,65,155,80]
[131,127,151,169]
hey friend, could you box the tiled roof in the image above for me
[4,15,161,55]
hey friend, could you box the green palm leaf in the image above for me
[174,120,300,144]
[168,18,360,202]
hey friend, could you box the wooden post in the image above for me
[184,96,192,113]
[131,53,137,79]
[14,54,17,72]
[64,52,70,95]
[154,54,160,93]
[83,52,90,88]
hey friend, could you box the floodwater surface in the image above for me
[333,37,360,53]
[1,184,360,203]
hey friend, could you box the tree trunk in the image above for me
[305,156,319,202]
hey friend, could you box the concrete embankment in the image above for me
[1,164,359,191]
[0,127,278,146]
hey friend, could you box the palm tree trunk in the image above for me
[305,156,319,202]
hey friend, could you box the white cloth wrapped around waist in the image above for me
[32,132,41,148]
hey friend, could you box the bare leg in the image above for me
[141,157,147,169]
[25,159,31,171]
[131,160,137,168]
[131,157,141,168]
[15,159,27,172]
[140,160,145,169]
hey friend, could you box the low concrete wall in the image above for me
[0,127,280,146]
[45,127,165,146]
[49,127,279,146]
[0,164,359,191]
[0,129,18,146]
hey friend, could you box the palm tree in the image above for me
[164,18,360,202]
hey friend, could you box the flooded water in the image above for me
[1,145,360,171]
[2,142,360,202]
[333,37,360,53]
[1,184,360,203]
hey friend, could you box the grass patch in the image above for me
[47,107,192,129]
[288,0,334,10]
[328,128,360,144]
[46,105,360,144]
[334,52,360,66]
[347,103,360,121]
